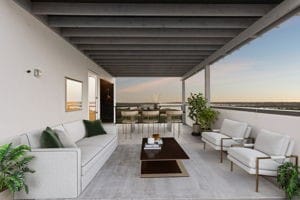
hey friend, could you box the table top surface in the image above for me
[140,137,189,161]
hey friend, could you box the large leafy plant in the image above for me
[187,93,207,125]
[0,143,34,194]
[187,92,219,130]
[277,162,300,200]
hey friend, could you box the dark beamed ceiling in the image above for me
[17,0,284,77]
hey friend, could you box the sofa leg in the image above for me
[230,161,233,172]
[203,142,206,151]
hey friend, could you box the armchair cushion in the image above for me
[220,119,248,138]
[254,129,290,156]
[202,132,238,147]
[228,147,280,171]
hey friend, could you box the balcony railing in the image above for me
[211,102,300,116]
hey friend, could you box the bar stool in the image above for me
[166,110,183,138]
[121,110,139,139]
[141,110,160,137]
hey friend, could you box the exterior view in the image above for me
[0,0,300,200]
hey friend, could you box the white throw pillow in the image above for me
[254,129,290,156]
[62,120,86,143]
[54,129,77,148]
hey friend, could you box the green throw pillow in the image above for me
[83,120,107,137]
[40,127,64,148]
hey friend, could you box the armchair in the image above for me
[202,119,251,163]
[227,129,298,192]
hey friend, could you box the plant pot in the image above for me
[191,124,202,136]
[0,190,13,200]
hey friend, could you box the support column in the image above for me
[205,65,211,106]
[181,80,186,124]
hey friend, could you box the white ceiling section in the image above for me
[14,0,300,78]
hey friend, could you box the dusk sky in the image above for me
[116,16,300,103]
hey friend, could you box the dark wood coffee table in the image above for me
[140,137,189,178]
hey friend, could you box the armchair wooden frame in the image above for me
[230,152,298,192]
[220,137,254,163]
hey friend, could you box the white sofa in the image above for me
[228,129,296,192]
[15,120,118,199]
[202,119,251,163]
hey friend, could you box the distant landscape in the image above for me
[116,102,300,111]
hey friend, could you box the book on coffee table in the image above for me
[144,144,161,150]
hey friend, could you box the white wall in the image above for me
[0,1,113,142]
[214,108,300,156]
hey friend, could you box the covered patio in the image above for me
[2,0,300,199]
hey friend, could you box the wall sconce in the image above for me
[27,69,42,78]
[33,69,42,78]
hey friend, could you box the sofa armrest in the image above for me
[15,148,81,199]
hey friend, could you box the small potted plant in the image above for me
[277,162,300,200]
[187,92,218,136]
[0,143,35,200]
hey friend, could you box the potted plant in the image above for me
[277,162,300,200]
[187,92,218,136]
[199,107,219,131]
[0,143,35,200]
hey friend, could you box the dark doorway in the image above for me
[100,79,114,123]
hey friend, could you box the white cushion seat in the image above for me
[202,132,239,148]
[76,133,117,167]
[76,133,116,148]
[228,147,280,171]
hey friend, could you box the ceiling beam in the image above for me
[183,0,300,80]
[48,17,257,28]
[101,64,195,67]
[62,28,243,38]
[94,59,202,63]
[32,3,274,17]
[97,63,200,66]
[89,55,207,60]
[85,50,213,56]
[105,69,189,72]
[110,73,182,78]
[78,44,221,51]
[70,37,230,45]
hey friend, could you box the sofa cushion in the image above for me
[228,147,280,171]
[220,119,248,138]
[26,129,45,148]
[254,129,290,156]
[52,125,77,148]
[202,132,238,147]
[63,120,86,143]
[40,127,64,148]
[76,133,117,167]
[83,120,107,137]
